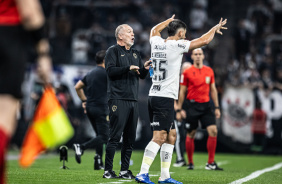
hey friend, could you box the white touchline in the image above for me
[229,162,282,184]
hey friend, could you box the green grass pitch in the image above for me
[7,150,282,184]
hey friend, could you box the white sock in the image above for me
[140,141,160,174]
[160,143,174,180]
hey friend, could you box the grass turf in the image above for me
[7,150,282,184]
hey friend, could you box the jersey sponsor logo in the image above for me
[151,122,160,126]
[154,45,166,50]
[151,52,167,58]
[133,53,137,59]
[178,44,186,49]
[205,76,211,84]
[152,85,161,91]
[112,105,117,112]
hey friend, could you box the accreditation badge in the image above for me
[205,76,211,84]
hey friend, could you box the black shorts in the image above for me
[148,96,175,132]
[183,100,215,132]
[0,25,29,99]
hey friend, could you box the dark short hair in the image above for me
[95,50,106,64]
[167,19,187,36]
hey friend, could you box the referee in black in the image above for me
[73,50,109,170]
[103,24,151,179]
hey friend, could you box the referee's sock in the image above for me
[139,141,160,174]
[185,136,194,164]
[160,143,174,180]
[0,128,9,184]
[207,136,217,164]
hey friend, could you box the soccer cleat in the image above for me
[103,170,119,179]
[94,155,104,170]
[187,163,194,170]
[135,173,155,184]
[205,162,223,171]
[158,177,183,184]
[173,160,186,167]
[119,170,135,179]
[73,144,83,164]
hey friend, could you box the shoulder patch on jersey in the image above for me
[178,44,186,49]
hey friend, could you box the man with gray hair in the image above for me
[103,24,151,179]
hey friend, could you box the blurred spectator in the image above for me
[50,12,72,63]
[260,68,273,94]
[241,65,261,89]
[234,19,251,60]
[126,17,143,34]
[72,31,90,64]
[250,101,267,152]
[189,1,208,33]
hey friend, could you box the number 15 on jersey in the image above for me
[151,59,168,81]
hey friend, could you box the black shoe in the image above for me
[187,163,194,170]
[94,155,104,170]
[103,170,118,179]
[205,162,223,171]
[173,160,186,167]
[119,170,135,179]
[73,144,83,164]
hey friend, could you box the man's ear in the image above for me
[178,30,184,38]
[118,33,123,40]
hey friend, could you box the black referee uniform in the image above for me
[105,44,148,172]
[81,66,109,159]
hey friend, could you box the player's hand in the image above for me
[180,109,186,119]
[144,60,152,70]
[82,102,87,114]
[130,65,140,74]
[176,111,182,121]
[215,109,221,119]
[37,55,52,85]
[215,18,227,35]
[169,14,175,21]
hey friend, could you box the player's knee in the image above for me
[208,127,218,137]
[187,130,196,138]
[152,136,167,145]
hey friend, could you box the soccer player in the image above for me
[103,24,151,179]
[0,0,51,183]
[135,15,227,184]
[73,50,109,170]
[177,48,223,171]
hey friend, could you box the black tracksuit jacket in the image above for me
[105,44,148,101]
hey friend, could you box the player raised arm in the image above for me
[190,18,227,50]
[150,14,175,38]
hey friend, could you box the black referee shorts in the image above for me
[148,96,175,133]
[183,100,216,132]
[0,25,28,99]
